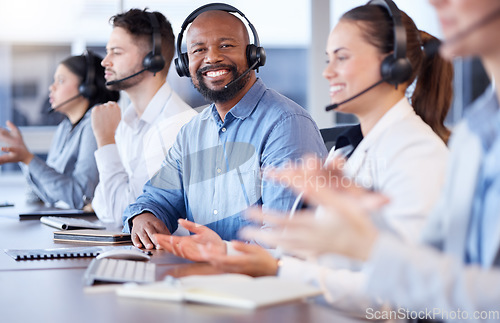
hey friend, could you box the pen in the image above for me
[0,202,14,207]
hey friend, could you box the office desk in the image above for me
[1,268,359,323]
[0,173,365,323]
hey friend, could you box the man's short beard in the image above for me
[193,64,250,103]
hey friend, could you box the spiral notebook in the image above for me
[4,246,108,261]
[4,245,134,261]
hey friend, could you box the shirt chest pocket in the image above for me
[230,168,261,206]
[221,142,260,206]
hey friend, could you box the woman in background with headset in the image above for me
[0,52,119,209]
[179,0,453,316]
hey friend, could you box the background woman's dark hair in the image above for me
[60,53,120,110]
[341,3,453,143]
[110,8,175,74]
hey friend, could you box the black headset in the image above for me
[143,12,166,74]
[78,50,96,99]
[174,3,266,78]
[368,0,412,87]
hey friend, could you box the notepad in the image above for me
[53,229,132,244]
[117,274,322,309]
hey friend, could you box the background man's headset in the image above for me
[143,11,166,74]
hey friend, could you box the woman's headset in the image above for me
[368,0,412,87]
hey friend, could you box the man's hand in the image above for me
[155,219,226,262]
[131,212,170,249]
[200,241,279,277]
[0,121,34,165]
[91,102,121,148]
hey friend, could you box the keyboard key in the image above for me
[84,258,155,285]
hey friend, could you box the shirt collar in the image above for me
[465,87,500,150]
[355,97,413,153]
[335,124,363,150]
[200,78,266,122]
[67,107,92,131]
[123,82,172,126]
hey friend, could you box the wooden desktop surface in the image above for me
[0,173,364,323]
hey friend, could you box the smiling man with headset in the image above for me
[90,9,197,227]
[123,3,327,252]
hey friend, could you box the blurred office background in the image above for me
[0,0,489,172]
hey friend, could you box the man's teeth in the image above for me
[206,70,228,77]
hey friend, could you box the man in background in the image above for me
[91,9,197,227]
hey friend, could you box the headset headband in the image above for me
[148,12,162,59]
[367,0,412,87]
[79,50,96,99]
[85,51,95,86]
[368,0,407,62]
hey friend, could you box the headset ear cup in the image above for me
[143,51,166,74]
[380,55,412,86]
[174,57,182,77]
[79,83,96,100]
[380,55,394,83]
[392,57,412,85]
[246,45,266,69]
[257,46,266,68]
[177,53,190,77]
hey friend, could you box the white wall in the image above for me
[0,0,311,46]
[331,0,442,38]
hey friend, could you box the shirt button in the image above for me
[217,168,222,174]
[213,209,218,215]
[221,127,226,132]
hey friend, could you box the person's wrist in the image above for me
[222,240,228,255]
[96,135,116,148]
[22,152,34,165]
[356,228,379,261]
[271,258,282,276]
